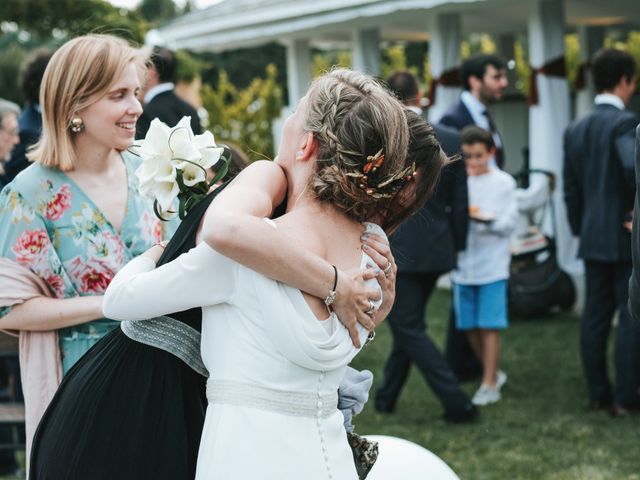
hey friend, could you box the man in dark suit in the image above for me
[564,48,640,416]
[437,54,508,382]
[375,72,477,422]
[439,53,507,169]
[0,49,53,188]
[136,46,201,139]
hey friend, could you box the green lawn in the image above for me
[2,288,639,480]
[351,288,640,480]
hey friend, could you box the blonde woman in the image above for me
[42,70,442,479]
[0,35,164,456]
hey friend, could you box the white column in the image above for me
[575,26,605,119]
[528,0,579,273]
[285,39,312,107]
[351,28,380,76]
[274,39,312,153]
[427,13,462,123]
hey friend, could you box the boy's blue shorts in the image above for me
[453,280,509,331]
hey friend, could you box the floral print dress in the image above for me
[0,152,176,373]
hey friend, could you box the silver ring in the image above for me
[365,299,375,315]
[383,262,392,277]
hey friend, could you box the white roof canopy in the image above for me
[152,0,640,51]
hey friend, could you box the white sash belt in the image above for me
[206,379,338,418]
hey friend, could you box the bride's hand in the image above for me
[361,233,397,321]
[333,269,381,349]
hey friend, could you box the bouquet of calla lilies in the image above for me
[129,116,230,220]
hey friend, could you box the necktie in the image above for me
[482,110,504,169]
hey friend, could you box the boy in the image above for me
[453,126,518,405]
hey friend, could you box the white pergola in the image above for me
[151,0,640,273]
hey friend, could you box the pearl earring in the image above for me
[70,117,84,133]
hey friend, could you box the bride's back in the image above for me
[274,206,366,320]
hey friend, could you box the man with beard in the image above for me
[439,54,508,169]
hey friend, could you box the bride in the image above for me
[101,70,442,479]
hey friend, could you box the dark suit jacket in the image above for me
[438,100,475,132]
[628,124,640,322]
[1,104,41,188]
[563,103,638,262]
[391,123,469,273]
[439,98,505,168]
[136,90,201,139]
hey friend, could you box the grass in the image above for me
[350,288,640,480]
[2,288,638,480]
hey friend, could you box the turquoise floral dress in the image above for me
[0,152,176,373]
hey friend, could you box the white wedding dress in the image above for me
[103,222,383,480]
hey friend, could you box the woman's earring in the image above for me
[295,151,303,159]
[70,117,84,133]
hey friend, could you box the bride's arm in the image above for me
[202,161,391,347]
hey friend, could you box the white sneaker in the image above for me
[472,384,501,406]
[496,370,507,392]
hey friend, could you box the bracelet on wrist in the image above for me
[324,265,338,309]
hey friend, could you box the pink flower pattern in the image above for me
[11,229,51,267]
[45,274,67,298]
[43,184,72,221]
[66,257,115,294]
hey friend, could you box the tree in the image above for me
[0,0,147,44]
[201,64,283,160]
[137,0,177,26]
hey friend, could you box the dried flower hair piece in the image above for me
[363,149,385,174]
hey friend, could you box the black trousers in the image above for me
[582,260,640,407]
[445,305,483,381]
[375,272,471,415]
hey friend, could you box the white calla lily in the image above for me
[180,161,207,187]
[139,118,173,157]
[131,115,228,219]
[153,179,180,212]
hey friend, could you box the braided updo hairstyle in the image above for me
[304,69,410,223]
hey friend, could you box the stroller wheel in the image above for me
[554,272,576,311]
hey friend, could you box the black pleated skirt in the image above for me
[30,327,207,480]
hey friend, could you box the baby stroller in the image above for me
[508,169,576,317]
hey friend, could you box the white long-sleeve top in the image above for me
[101,222,387,479]
[452,168,518,285]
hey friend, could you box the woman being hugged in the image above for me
[98,70,441,479]
[0,34,172,453]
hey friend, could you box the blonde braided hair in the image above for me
[304,69,409,222]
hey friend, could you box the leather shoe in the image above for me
[610,404,640,417]
[443,404,478,423]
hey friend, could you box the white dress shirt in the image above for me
[460,91,503,148]
[144,82,175,104]
[594,93,625,110]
